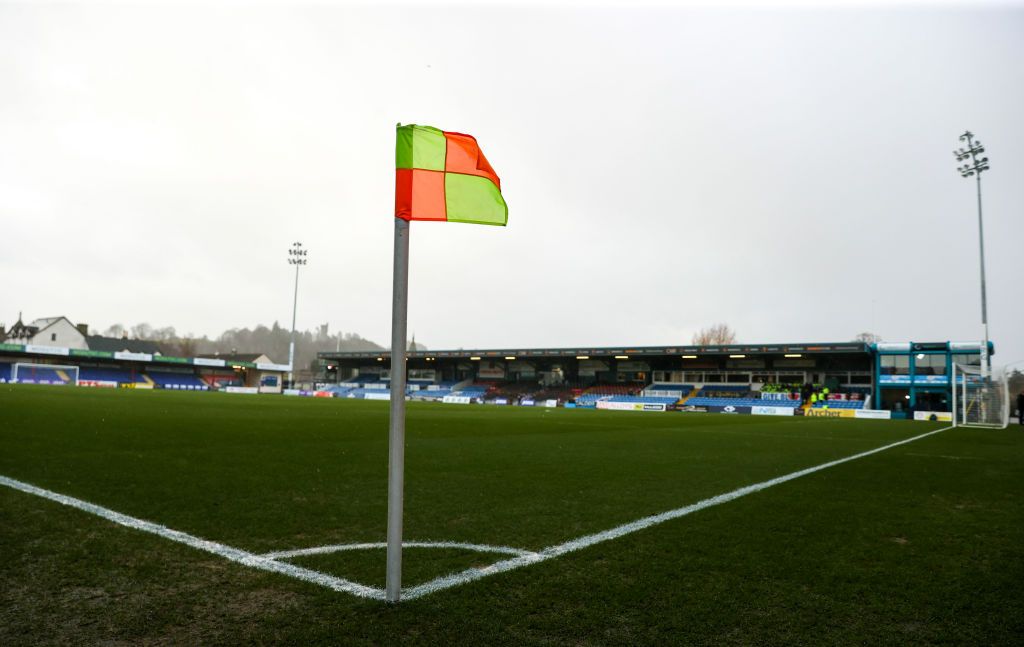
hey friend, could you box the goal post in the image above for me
[11,362,80,386]
[953,363,1009,429]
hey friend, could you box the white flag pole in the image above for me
[386,217,410,603]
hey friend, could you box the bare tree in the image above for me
[692,323,737,345]
[176,336,199,358]
[853,332,883,344]
[130,322,153,340]
[103,323,126,338]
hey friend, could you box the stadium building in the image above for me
[317,340,993,420]
[0,315,288,393]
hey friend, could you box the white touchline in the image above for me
[0,474,386,601]
[1,425,953,602]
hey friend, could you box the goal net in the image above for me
[953,363,1009,429]
[11,362,80,386]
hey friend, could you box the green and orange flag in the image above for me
[395,124,508,226]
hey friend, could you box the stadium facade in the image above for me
[318,340,993,419]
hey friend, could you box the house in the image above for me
[1,315,89,350]
[1,314,162,355]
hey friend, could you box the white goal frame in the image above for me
[11,362,80,386]
[952,363,1009,429]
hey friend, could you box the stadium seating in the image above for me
[202,374,240,388]
[321,385,354,397]
[410,389,452,400]
[485,382,539,401]
[79,367,139,384]
[607,395,679,405]
[0,362,10,382]
[647,383,693,393]
[147,372,209,390]
[812,399,865,409]
[450,385,489,399]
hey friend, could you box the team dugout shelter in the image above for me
[318,340,993,419]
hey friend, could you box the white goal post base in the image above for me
[10,362,80,386]
[952,363,1009,429]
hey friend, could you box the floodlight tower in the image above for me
[287,241,308,387]
[954,131,992,376]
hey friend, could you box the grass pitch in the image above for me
[1,385,1022,644]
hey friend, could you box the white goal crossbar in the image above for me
[952,363,1009,429]
[11,362,80,386]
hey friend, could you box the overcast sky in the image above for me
[1,1,1021,362]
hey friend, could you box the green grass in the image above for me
[1,384,1022,645]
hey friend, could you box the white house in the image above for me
[2,316,89,350]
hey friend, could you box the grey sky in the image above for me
[1,2,1021,363]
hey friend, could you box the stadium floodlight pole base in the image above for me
[386,217,410,603]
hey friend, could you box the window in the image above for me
[51,333,56,341]
[880,355,909,375]
[951,353,981,369]
[913,353,946,376]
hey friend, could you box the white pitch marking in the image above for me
[904,452,981,461]
[262,541,538,560]
[0,474,386,601]
[1,425,954,602]
[402,425,954,599]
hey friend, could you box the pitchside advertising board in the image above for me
[805,408,858,418]
[751,405,795,416]
[597,401,667,412]
[805,409,894,420]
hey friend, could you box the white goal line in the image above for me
[0,425,953,602]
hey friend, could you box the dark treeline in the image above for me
[93,322,417,372]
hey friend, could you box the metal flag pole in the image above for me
[386,217,410,603]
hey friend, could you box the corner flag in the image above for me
[395,124,508,225]
[386,124,507,603]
